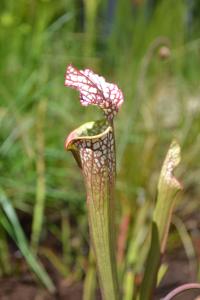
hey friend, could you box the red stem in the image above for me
[162,283,200,300]
[117,213,130,264]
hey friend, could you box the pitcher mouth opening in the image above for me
[65,119,113,169]
[65,119,111,149]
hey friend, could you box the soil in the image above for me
[1,250,200,300]
[1,212,200,299]
[0,276,82,300]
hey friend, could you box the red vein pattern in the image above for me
[74,130,115,177]
[73,129,115,208]
[65,64,124,121]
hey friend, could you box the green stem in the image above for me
[0,224,11,275]
[83,249,97,300]
[84,0,99,58]
[85,169,119,300]
[31,100,47,253]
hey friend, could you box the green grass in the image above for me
[0,0,200,295]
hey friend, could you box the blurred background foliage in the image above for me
[0,0,200,295]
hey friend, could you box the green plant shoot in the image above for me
[140,140,182,300]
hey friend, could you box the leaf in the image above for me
[0,189,55,293]
[140,140,182,300]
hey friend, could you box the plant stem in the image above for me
[162,283,200,300]
[86,170,119,299]
[0,225,11,275]
[31,100,46,253]
[83,249,96,300]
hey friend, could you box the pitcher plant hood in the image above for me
[65,64,124,121]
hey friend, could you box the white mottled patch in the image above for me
[93,142,100,150]
[86,141,91,147]
[96,151,102,157]
[89,87,97,93]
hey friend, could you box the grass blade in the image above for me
[0,189,55,293]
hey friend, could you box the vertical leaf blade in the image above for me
[140,140,182,300]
